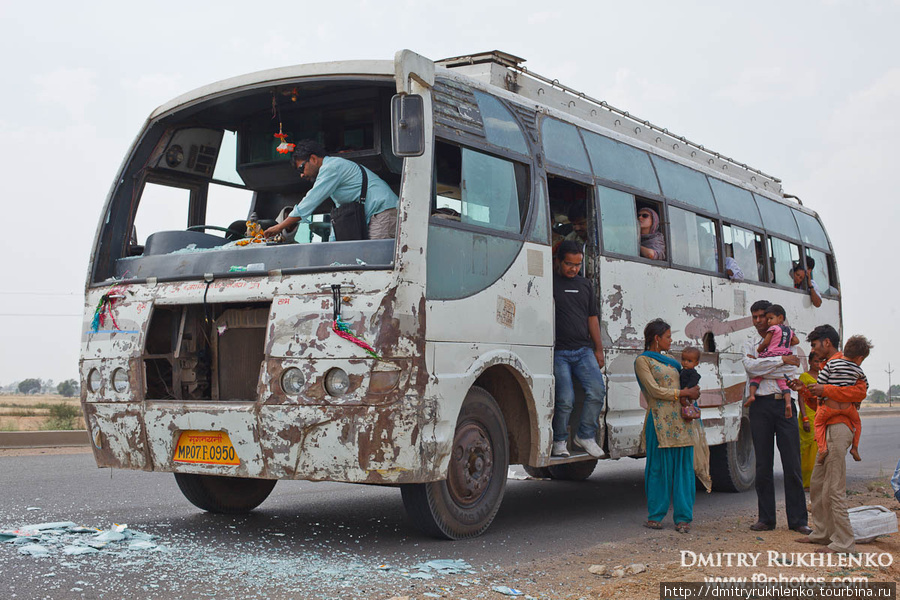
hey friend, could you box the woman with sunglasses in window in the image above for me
[638,207,666,260]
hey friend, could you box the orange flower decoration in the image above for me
[274,123,295,155]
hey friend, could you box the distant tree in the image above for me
[867,389,887,404]
[889,385,900,403]
[42,378,55,394]
[57,379,79,398]
[17,378,42,395]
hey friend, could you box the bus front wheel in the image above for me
[709,416,755,492]
[174,473,276,513]
[401,386,509,540]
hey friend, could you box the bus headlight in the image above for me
[368,369,401,394]
[281,367,306,395]
[87,368,102,393]
[111,368,129,393]
[324,368,350,397]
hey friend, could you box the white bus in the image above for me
[81,50,841,539]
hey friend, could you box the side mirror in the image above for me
[390,94,425,157]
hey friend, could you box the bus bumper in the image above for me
[82,399,443,484]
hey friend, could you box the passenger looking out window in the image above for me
[792,263,823,308]
[638,207,666,260]
[804,250,839,297]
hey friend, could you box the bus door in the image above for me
[548,175,607,455]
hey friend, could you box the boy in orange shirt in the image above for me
[811,335,872,464]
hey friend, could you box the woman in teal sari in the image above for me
[634,319,701,533]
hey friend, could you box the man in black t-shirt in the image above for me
[552,240,606,458]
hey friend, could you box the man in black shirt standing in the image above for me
[552,240,606,458]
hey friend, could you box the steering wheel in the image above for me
[187,224,246,241]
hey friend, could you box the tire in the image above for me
[401,386,509,540]
[548,459,598,481]
[174,473,277,514]
[709,415,755,492]
[522,465,552,479]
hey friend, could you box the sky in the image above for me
[1,0,898,392]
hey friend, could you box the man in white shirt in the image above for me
[725,256,744,281]
[741,299,811,534]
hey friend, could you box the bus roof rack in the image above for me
[438,50,783,193]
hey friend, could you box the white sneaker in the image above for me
[574,436,604,458]
[551,440,570,457]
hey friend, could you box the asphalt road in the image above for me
[1,415,897,600]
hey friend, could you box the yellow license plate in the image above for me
[174,430,239,466]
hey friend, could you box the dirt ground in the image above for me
[0,394,84,430]
[500,478,900,599]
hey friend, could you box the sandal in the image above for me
[643,520,663,530]
[675,522,691,533]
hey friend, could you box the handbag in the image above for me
[681,403,701,421]
[330,164,368,241]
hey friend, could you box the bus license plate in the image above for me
[174,430,239,466]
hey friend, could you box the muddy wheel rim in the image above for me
[446,421,494,507]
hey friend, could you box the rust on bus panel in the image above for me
[79,272,441,484]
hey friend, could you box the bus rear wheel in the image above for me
[174,473,276,513]
[522,465,552,479]
[709,416,755,492]
[401,386,509,540]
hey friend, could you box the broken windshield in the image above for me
[91,79,400,285]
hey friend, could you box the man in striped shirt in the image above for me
[794,325,868,554]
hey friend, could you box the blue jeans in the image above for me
[553,347,606,442]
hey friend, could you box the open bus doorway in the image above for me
[534,175,607,481]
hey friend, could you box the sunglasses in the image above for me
[294,159,308,172]
[637,213,652,219]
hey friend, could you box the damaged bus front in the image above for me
[81,53,449,517]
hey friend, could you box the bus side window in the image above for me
[432,140,529,233]
[433,141,462,221]
[768,237,800,287]
[596,185,639,257]
[755,234,768,282]
[722,223,762,282]
[805,247,837,295]
[669,206,717,271]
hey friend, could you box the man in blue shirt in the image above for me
[263,140,399,240]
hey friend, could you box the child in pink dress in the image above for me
[746,304,800,417]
